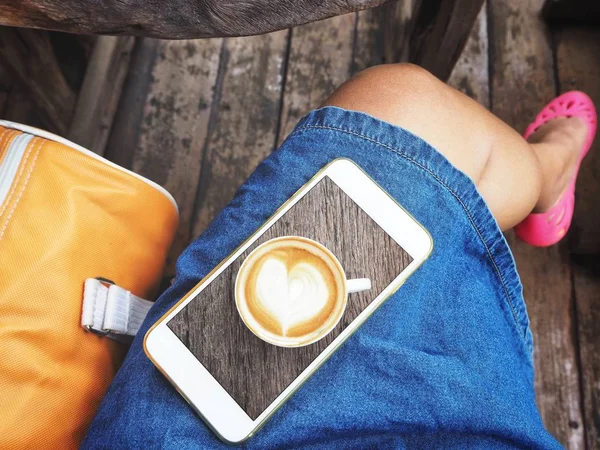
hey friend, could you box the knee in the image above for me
[354,63,440,91]
[324,63,448,124]
[328,63,443,101]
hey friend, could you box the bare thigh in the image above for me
[324,63,542,230]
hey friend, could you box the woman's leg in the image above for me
[324,63,588,231]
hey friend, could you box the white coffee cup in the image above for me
[235,236,371,347]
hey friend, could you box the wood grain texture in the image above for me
[67,36,135,155]
[0,0,392,39]
[277,14,355,145]
[169,177,412,419]
[382,0,414,65]
[353,8,384,74]
[555,28,600,255]
[571,256,600,450]
[191,32,288,237]
[0,27,74,133]
[555,27,600,450]
[102,38,159,169]
[133,39,222,275]
[102,38,222,276]
[409,0,485,81]
[488,0,584,447]
[353,0,412,75]
[447,2,489,108]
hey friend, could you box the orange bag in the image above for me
[0,121,178,448]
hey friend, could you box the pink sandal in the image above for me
[515,91,597,247]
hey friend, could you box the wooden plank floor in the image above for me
[4,0,597,447]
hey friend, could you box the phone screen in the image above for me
[168,176,412,420]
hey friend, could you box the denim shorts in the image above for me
[82,107,560,449]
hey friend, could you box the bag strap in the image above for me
[81,278,152,342]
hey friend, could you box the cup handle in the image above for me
[346,278,371,294]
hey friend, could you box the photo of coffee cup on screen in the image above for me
[235,236,371,347]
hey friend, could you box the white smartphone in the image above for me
[144,158,433,443]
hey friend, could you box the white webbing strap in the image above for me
[81,278,153,342]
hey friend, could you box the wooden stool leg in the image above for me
[67,36,134,155]
[409,0,485,81]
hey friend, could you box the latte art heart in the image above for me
[255,258,330,335]
[243,244,340,339]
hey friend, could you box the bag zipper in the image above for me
[0,133,34,209]
[0,121,178,214]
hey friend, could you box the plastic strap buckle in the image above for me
[81,278,153,343]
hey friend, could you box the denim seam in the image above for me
[288,124,528,347]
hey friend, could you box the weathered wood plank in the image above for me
[191,31,288,238]
[0,0,392,39]
[0,27,75,133]
[102,38,159,168]
[516,248,584,450]
[103,38,222,276]
[353,8,384,74]
[68,36,135,155]
[409,0,485,81]
[133,39,222,275]
[488,1,584,447]
[555,27,600,255]
[571,256,600,450]
[278,14,355,145]
[381,0,413,65]
[353,0,412,74]
[555,26,600,450]
[447,2,489,108]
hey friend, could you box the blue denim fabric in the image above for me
[83,107,560,449]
